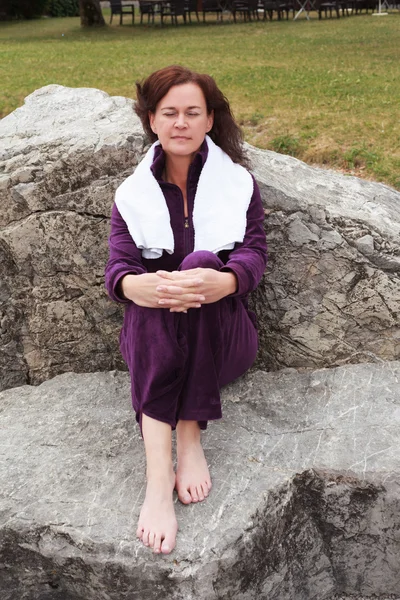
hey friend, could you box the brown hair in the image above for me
[134,65,249,168]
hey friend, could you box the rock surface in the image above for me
[1,85,399,390]
[1,362,400,599]
[248,146,400,372]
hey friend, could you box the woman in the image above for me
[105,65,267,555]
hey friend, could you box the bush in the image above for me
[47,0,80,17]
[1,0,49,19]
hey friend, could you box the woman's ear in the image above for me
[149,112,157,134]
[206,110,214,133]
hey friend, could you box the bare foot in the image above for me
[136,470,178,554]
[175,421,212,505]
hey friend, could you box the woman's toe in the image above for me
[148,531,156,548]
[179,488,192,504]
[161,533,175,554]
[153,533,162,554]
[142,530,150,546]
[190,485,199,502]
[201,483,209,498]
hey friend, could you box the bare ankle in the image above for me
[176,420,201,446]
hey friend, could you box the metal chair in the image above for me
[258,0,280,19]
[185,0,201,21]
[231,0,260,20]
[161,0,187,23]
[201,0,223,21]
[314,0,340,17]
[139,0,157,23]
[109,0,135,24]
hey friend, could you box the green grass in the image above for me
[1,12,399,189]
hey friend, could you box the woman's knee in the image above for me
[180,250,223,271]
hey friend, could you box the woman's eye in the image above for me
[187,112,199,116]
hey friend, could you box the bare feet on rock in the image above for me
[136,470,178,554]
[175,420,212,505]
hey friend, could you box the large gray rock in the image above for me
[0,85,144,390]
[0,85,399,390]
[1,362,400,599]
[248,147,400,371]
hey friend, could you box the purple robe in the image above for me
[105,140,267,430]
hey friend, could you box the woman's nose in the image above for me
[174,113,187,128]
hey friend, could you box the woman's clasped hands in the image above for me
[156,268,237,313]
[121,269,237,313]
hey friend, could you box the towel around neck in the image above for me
[115,135,254,259]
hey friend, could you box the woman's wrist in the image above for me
[120,274,139,300]
[220,271,238,296]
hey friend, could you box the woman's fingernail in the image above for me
[158,300,165,305]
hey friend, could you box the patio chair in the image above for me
[314,0,340,17]
[279,0,296,18]
[109,0,135,25]
[202,0,223,21]
[161,0,187,23]
[353,0,375,12]
[258,0,280,19]
[185,0,200,21]
[231,0,259,20]
[139,0,158,23]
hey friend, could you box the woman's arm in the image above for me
[104,203,148,303]
[219,177,267,297]
[155,178,267,310]
[105,204,205,310]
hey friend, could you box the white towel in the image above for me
[115,135,254,259]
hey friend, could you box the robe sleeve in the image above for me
[104,203,147,304]
[219,177,267,297]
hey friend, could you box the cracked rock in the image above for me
[1,86,400,390]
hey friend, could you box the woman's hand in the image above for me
[156,268,237,312]
[121,273,206,312]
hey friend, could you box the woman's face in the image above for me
[149,83,213,161]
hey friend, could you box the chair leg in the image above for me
[195,10,199,21]
[109,13,112,24]
[120,12,122,25]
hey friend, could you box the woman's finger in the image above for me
[157,287,205,300]
[157,285,184,295]
[156,270,186,280]
[158,294,205,305]
[170,303,202,313]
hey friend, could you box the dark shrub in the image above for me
[1,0,49,19]
[47,0,80,17]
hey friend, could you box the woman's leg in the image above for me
[175,419,212,504]
[174,251,257,504]
[136,414,178,554]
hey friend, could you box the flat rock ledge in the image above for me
[1,362,400,600]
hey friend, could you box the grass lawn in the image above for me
[0,11,399,189]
